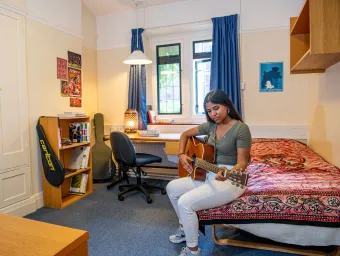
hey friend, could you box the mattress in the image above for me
[197,138,340,245]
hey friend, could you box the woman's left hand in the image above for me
[215,166,228,181]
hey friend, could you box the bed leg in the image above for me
[212,224,338,256]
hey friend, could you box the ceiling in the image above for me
[82,0,188,16]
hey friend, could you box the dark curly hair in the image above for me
[203,90,243,123]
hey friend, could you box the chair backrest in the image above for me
[110,132,136,166]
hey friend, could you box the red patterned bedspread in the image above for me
[197,139,340,227]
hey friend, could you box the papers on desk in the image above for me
[137,130,160,137]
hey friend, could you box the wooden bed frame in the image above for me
[211,224,340,256]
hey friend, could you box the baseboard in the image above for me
[32,192,44,209]
[0,192,44,217]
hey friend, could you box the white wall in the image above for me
[82,3,97,50]
[240,0,304,31]
[26,0,82,37]
[1,1,98,208]
[1,0,82,37]
[97,0,240,50]
[97,0,305,49]
[308,63,340,167]
[0,0,26,10]
[97,0,307,127]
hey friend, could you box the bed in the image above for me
[197,139,340,254]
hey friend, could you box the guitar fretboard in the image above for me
[195,158,229,174]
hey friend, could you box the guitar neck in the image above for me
[195,158,227,174]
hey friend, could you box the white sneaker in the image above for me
[179,247,202,256]
[169,227,186,243]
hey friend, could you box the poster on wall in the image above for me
[259,62,283,92]
[70,98,82,107]
[57,58,68,80]
[68,51,82,69]
[68,67,82,97]
[60,80,68,97]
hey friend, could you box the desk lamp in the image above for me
[124,109,138,133]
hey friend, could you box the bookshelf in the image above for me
[39,116,93,209]
[290,0,340,74]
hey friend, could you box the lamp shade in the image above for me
[124,109,138,133]
[123,50,152,65]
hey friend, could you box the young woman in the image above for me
[166,90,252,256]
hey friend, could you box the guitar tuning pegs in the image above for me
[236,184,240,187]
[231,182,235,185]
[240,185,244,189]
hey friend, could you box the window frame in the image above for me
[194,58,211,114]
[150,31,212,123]
[156,43,182,115]
[193,39,212,115]
[192,39,212,60]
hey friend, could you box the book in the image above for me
[69,173,88,194]
[80,173,88,194]
[68,146,90,170]
[69,173,83,194]
[69,122,90,143]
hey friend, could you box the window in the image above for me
[193,40,212,114]
[156,43,182,115]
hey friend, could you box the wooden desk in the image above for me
[0,214,89,256]
[104,133,181,155]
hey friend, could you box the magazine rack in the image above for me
[39,116,93,209]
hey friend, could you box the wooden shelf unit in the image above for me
[39,116,93,209]
[290,0,340,74]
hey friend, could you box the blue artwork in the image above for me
[260,62,283,92]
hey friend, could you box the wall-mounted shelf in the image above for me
[290,0,340,74]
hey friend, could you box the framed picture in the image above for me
[68,67,82,97]
[68,51,82,69]
[57,58,67,80]
[260,62,283,92]
[60,80,68,97]
[70,98,82,107]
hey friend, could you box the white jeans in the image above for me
[166,166,246,247]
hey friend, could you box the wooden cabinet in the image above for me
[290,0,340,74]
[39,116,93,209]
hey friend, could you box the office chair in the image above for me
[107,131,166,204]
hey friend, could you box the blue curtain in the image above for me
[128,28,147,130]
[210,14,242,117]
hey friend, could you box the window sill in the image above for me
[147,123,200,133]
[148,122,202,126]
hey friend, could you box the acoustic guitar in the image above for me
[178,137,249,188]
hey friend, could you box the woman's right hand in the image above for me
[179,154,193,173]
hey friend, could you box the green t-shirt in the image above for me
[197,121,252,166]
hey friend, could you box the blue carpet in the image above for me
[25,179,332,256]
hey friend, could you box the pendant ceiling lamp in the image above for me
[123,0,152,65]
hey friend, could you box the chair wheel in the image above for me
[118,195,124,201]
[119,187,124,192]
[147,197,152,204]
[161,189,166,195]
